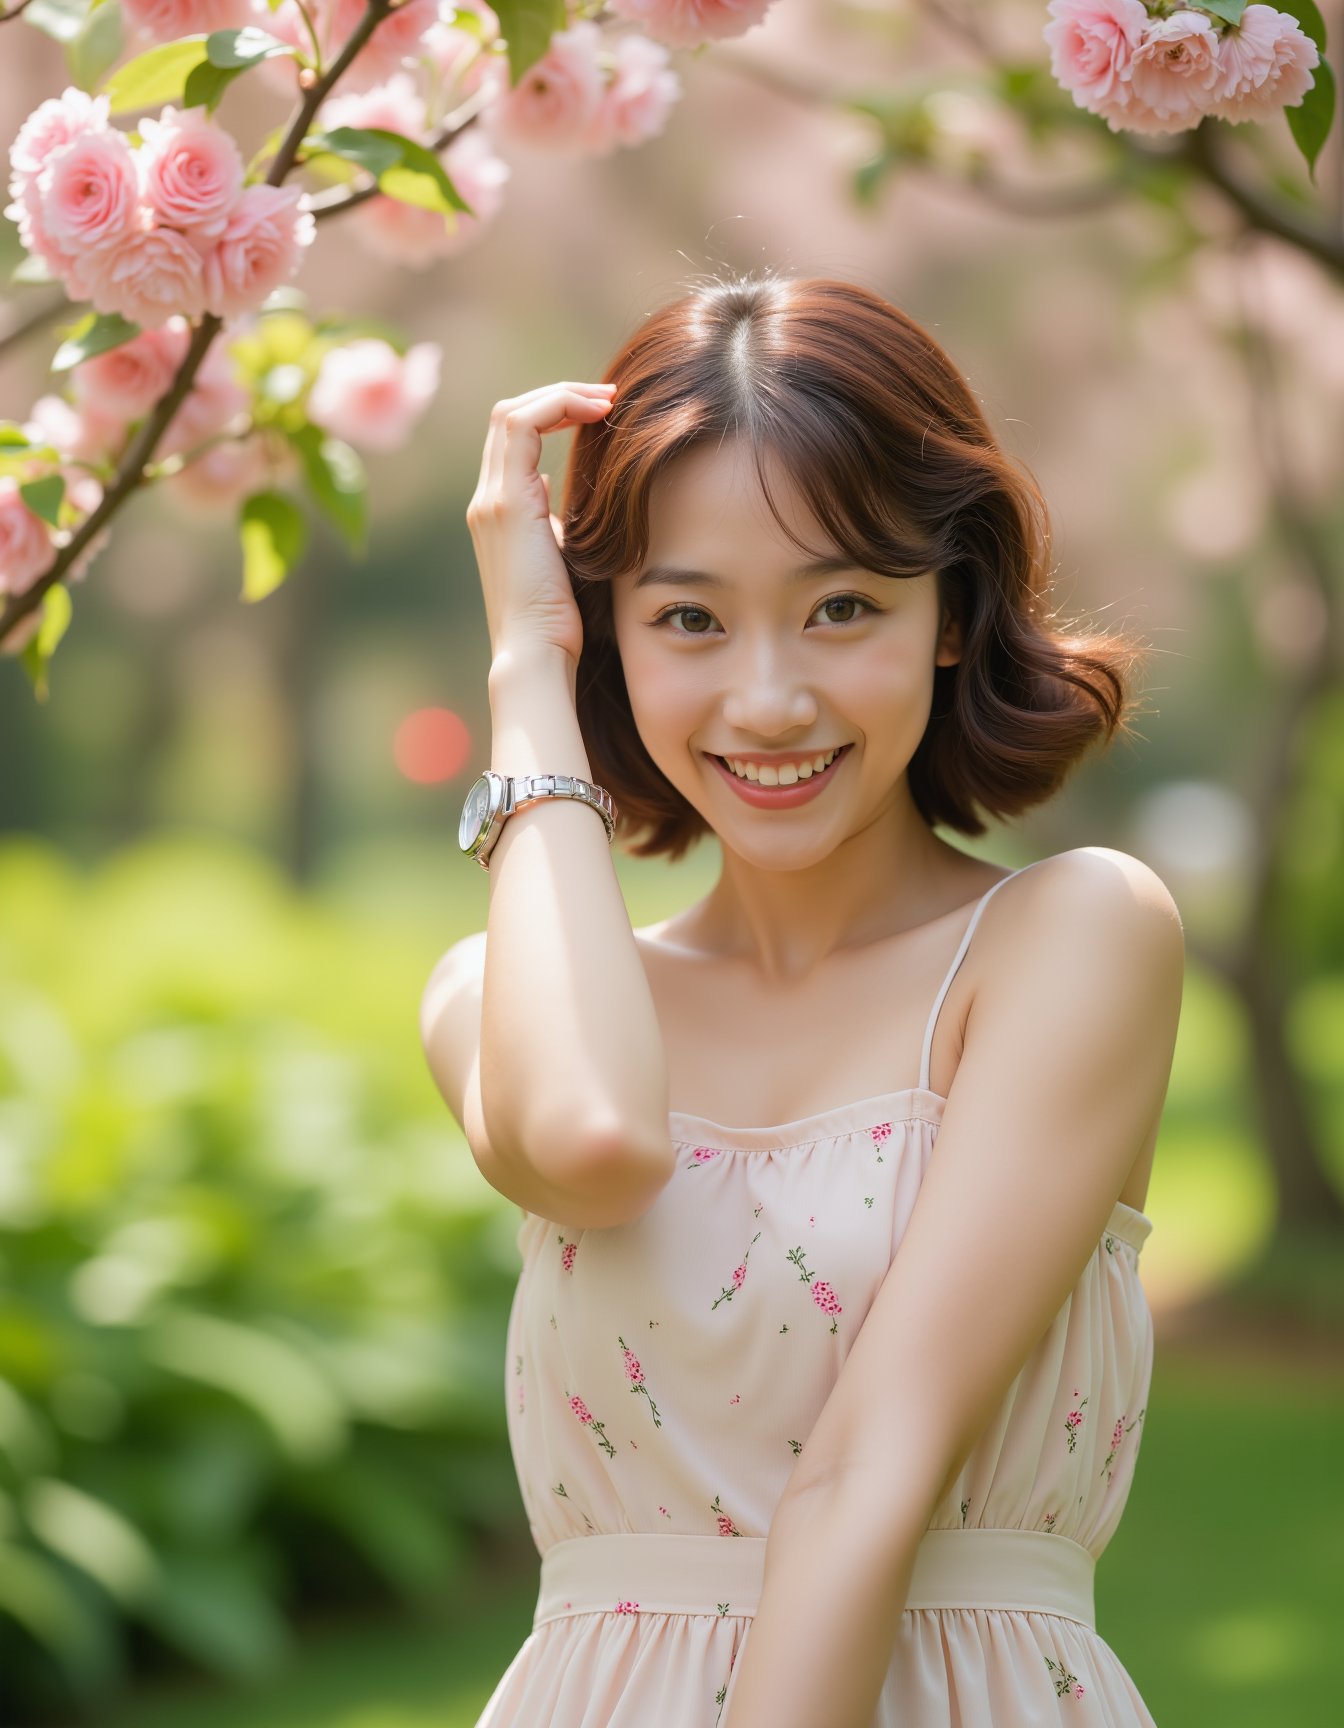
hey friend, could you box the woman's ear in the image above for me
[934,602,963,669]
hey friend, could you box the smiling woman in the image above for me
[428,270,1184,1728]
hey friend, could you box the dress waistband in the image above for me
[534,1528,1096,1631]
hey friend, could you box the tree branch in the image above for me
[1177,120,1344,282]
[0,0,394,649]
[308,107,483,221]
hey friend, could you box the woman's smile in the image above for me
[705,743,854,808]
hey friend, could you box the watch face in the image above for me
[459,775,495,852]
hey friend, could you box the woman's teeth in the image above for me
[721,747,843,786]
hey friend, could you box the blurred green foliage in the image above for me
[0,834,524,1718]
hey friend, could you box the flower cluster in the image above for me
[1044,1,1319,134]
[6,91,314,327]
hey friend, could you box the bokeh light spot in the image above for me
[395,707,472,784]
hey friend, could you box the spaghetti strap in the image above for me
[917,861,1045,1093]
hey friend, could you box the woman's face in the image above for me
[609,437,961,864]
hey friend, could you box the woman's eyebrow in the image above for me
[633,556,857,591]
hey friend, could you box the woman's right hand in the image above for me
[467,380,617,669]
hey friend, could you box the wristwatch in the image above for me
[458,769,617,870]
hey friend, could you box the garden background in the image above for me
[1,2,1342,1724]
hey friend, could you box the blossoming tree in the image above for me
[0,0,1332,696]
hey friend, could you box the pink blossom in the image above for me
[1042,0,1149,122]
[608,0,775,50]
[306,337,440,451]
[731,1263,746,1287]
[1124,9,1223,134]
[623,1350,644,1383]
[715,1512,736,1536]
[37,127,142,258]
[318,70,429,139]
[121,0,256,43]
[7,88,109,190]
[422,5,505,99]
[486,20,605,153]
[582,32,681,155]
[25,392,125,465]
[72,320,190,424]
[161,337,250,455]
[81,223,207,327]
[1207,4,1319,124]
[569,1395,594,1425]
[265,0,440,90]
[691,1146,721,1162]
[201,183,315,318]
[811,1279,842,1316]
[168,433,271,510]
[560,1240,577,1272]
[137,106,245,241]
[353,129,510,267]
[613,1599,640,1613]
[0,478,54,599]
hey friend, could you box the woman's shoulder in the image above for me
[982,846,1184,991]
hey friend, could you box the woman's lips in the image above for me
[705,744,852,809]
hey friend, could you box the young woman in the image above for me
[422,273,1185,1728]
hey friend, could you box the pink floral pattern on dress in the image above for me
[567,1391,616,1458]
[1064,1387,1089,1454]
[688,1145,722,1167]
[787,1245,844,1334]
[614,1599,639,1614]
[713,1228,761,1310]
[710,1493,741,1536]
[618,1333,663,1428]
[1044,1654,1085,1699]
[870,1121,891,1164]
[558,1234,578,1273]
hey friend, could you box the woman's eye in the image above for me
[650,594,876,636]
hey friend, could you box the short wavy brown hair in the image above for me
[560,272,1146,863]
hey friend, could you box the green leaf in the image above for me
[182,59,241,114]
[290,423,367,553]
[1196,1,1248,26]
[102,34,211,113]
[22,0,96,45]
[66,0,123,92]
[19,584,73,703]
[51,310,140,372]
[1275,1,1327,54]
[1286,56,1335,182]
[205,24,293,66]
[238,490,307,602]
[19,475,66,528]
[492,0,565,85]
[0,422,35,448]
[305,128,471,216]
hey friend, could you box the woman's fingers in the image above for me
[497,390,614,495]
[478,382,615,499]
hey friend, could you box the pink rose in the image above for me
[422,4,504,98]
[168,433,271,510]
[353,129,509,267]
[202,183,315,318]
[161,336,250,455]
[72,319,191,424]
[82,223,208,327]
[318,70,429,139]
[137,106,245,241]
[37,127,142,258]
[0,477,54,599]
[1125,9,1223,134]
[582,31,681,154]
[7,88,109,190]
[1208,4,1319,123]
[486,20,605,153]
[607,0,775,50]
[1042,0,1149,120]
[25,392,125,465]
[325,0,440,79]
[121,0,256,41]
[306,337,441,450]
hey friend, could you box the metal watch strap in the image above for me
[475,772,617,870]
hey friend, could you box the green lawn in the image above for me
[85,1348,1344,1728]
